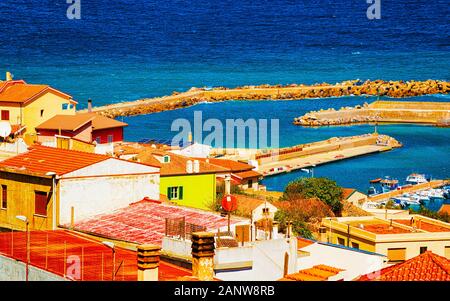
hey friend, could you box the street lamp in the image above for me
[45,172,57,230]
[102,241,116,281]
[16,215,29,281]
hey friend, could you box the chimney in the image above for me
[191,232,215,281]
[193,160,200,173]
[286,221,293,238]
[5,71,12,81]
[318,226,327,242]
[87,99,92,113]
[137,244,161,281]
[272,221,279,240]
[186,160,193,173]
[224,174,231,195]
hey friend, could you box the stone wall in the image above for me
[0,254,66,281]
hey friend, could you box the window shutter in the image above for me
[179,186,183,200]
[35,191,48,216]
[167,187,172,200]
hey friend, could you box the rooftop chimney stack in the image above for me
[186,160,193,173]
[318,226,327,243]
[224,174,231,195]
[6,71,12,81]
[137,244,161,281]
[87,99,92,113]
[193,160,200,173]
[191,232,215,281]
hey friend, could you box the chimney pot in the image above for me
[186,160,193,173]
[87,99,92,113]
[193,160,200,173]
[137,244,161,281]
[191,232,215,281]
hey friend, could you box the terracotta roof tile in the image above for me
[36,114,94,131]
[297,237,315,249]
[0,145,110,176]
[196,158,254,173]
[137,150,227,176]
[234,170,262,179]
[280,265,344,281]
[0,81,74,104]
[235,194,275,216]
[359,251,450,281]
[393,219,450,233]
[439,204,450,215]
[342,188,356,200]
[72,200,245,246]
[78,112,128,130]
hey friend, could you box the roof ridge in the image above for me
[427,251,450,276]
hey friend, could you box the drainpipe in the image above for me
[46,172,57,230]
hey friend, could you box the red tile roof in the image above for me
[279,265,344,281]
[36,114,94,131]
[342,188,356,200]
[297,237,316,249]
[78,112,128,130]
[0,229,191,281]
[439,204,450,215]
[234,170,262,179]
[0,145,110,176]
[196,158,254,173]
[137,150,227,176]
[359,251,450,281]
[72,199,245,246]
[0,80,75,104]
[394,219,450,233]
[235,194,276,217]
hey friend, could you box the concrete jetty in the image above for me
[78,79,449,118]
[213,133,402,177]
[294,100,450,127]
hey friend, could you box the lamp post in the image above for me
[16,215,29,281]
[45,172,57,230]
[102,241,116,281]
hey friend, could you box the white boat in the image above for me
[405,173,428,185]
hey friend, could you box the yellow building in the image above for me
[321,215,450,263]
[0,75,77,142]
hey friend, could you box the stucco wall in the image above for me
[160,174,216,211]
[0,254,66,281]
[297,242,387,281]
[59,174,160,224]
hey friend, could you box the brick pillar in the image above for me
[191,232,215,281]
[137,245,161,281]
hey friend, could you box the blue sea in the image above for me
[0,1,449,201]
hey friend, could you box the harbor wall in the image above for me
[78,80,450,118]
[294,101,450,126]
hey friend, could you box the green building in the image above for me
[137,150,227,210]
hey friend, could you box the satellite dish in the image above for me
[0,121,12,138]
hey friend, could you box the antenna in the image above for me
[0,121,12,138]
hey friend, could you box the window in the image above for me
[40,109,44,117]
[248,179,253,188]
[163,155,170,163]
[337,237,346,246]
[1,110,9,121]
[95,137,101,144]
[107,135,113,144]
[167,186,183,200]
[262,207,269,214]
[62,103,68,110]
[420,246,428,254]
[1,185,6,209]
[351,242,360,249]
[387,248,406,263]
[34,191,48,216]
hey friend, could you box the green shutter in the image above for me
[179,186,183,200]
[167,187,172,200]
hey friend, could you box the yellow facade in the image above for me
[0,91,76,140]
[0,171,56,231]
[322,217,450,262]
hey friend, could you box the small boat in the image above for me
[370,178,382,183]
[406,173,429,185]
[368,186,379,196]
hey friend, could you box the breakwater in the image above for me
[78,79,450,118]
[294,100,450,127]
